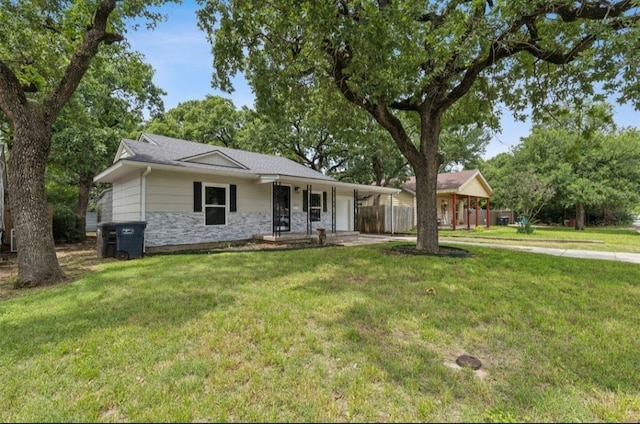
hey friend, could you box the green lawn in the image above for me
[1,244,639,422]
[438,225,640,253]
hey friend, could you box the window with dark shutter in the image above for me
[193,182,202,212]
[323,191,327,212]
[230,184,237,212]
[303,189,308,212]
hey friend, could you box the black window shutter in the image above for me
[303,189,308,212]
[193,182,202,212]
[323,191,327,212]
[230,184,237,212]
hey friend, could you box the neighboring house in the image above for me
[85,211,98,232]
[95,188,113,223]
[363,169,493,229]
[94,133,399,249]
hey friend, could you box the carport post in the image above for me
[452,193,457,230]
[467,195,471,230]
[475,197,479,228]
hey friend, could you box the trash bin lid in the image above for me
[113,221,147,228]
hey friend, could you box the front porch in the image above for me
[254,230,360,245]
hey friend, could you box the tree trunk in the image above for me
[74,173,93,241]
[368,106,442,253]
[414,112,442,252]
[575,201,585,230]
[372,155,384,206]
[8,106,65,287]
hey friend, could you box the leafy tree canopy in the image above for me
[198,0,640,252]
[482,103,640,227]
[144,95,244,147]
[0,0,175,286]
[48,46,165,239]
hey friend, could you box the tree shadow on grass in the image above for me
[299,244,640,401]
[0,260,237,361]
[0,247,343,362]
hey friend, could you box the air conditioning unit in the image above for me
[10,228,17,253]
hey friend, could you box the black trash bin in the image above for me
[114,221,147,260]
[96,222,117,258]
[497,216,509,226]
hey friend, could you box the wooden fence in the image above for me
[358,205,414,234]
[449,209,515,227]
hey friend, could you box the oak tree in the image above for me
[198,0,640,252]
[0,0,172,287]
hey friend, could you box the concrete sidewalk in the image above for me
[350,234,640,265]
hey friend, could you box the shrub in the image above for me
[516,216,535,234]
[52,205,83,243]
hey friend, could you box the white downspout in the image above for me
[141,166,151,221]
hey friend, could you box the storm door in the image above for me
[273,184,291,233]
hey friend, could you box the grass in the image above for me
[1,243,640,422]
[437,225,640,253]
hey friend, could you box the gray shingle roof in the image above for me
[122,133,335,181]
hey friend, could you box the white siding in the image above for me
[235,180,271,213]
[145,172,193,212]
[145,170,271,214]
[112,176,141,221]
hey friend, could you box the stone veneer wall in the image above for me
[145,211,272,247]
[289,211,333,232]
[145,210,336,247]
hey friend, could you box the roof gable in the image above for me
[182,151,248,169]
[399,170,492,196]
[113,139,136,162]
[437,169,479,191]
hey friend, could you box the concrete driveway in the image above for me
[348,234,640,265]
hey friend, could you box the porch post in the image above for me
[353,189,358,232]
[272,181,281,238]
[486,197,491,228]
[331,186,336,233]
[307,184,312,235]
[452,193,457,231]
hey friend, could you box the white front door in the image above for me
[336,196,352,231]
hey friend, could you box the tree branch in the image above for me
[44,0,121,124]
[439,0,638,110]
[0,59,28,120]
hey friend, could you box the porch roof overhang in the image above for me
[93,160,400,196]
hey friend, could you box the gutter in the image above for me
[141,166,151,221]
[95,160,400,195]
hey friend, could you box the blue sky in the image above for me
[126,1,638,159]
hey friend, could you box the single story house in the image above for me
[362,169,494,229]
[94,133,400,250]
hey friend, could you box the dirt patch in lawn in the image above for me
[385,244,471,257]
[0,237,102,299]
